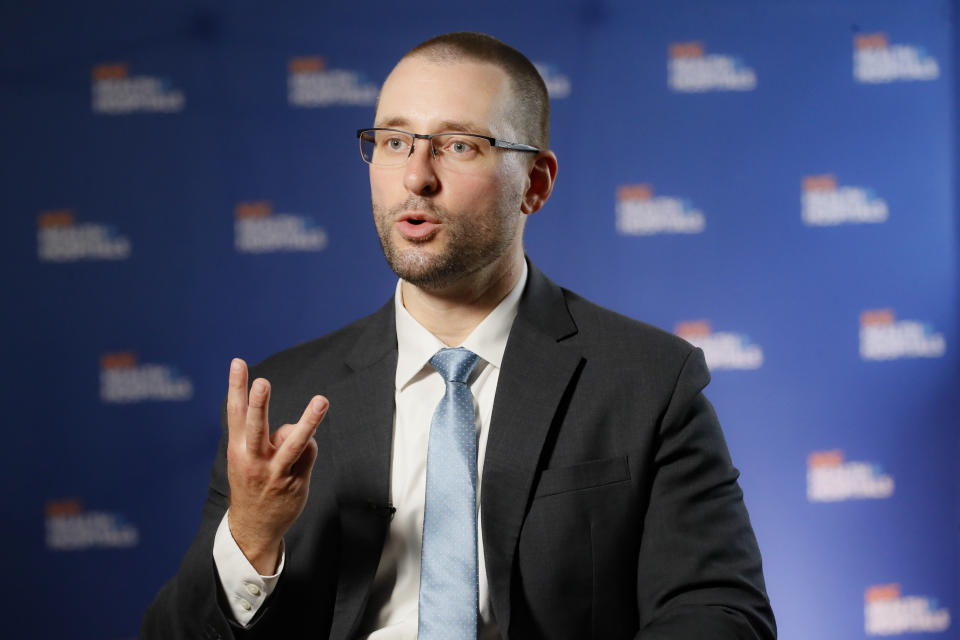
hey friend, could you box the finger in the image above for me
[290,438,318,478]
[274,395,328,472]
[245,378,271,456]
[271,423,296,449]
[226,358,248,441]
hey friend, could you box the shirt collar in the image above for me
[394,261,528,390]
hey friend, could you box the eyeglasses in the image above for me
[357,128,540,173]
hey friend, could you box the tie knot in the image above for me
[430,347,480,384]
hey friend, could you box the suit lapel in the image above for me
[481,262,582,634]
[317,263,580,637]
[323,301,399,640]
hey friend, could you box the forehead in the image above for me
[375,56,514,135]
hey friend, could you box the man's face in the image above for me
[370,56,530,290]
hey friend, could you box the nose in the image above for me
[403,139,439,196]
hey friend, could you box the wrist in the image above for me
[242,542,282,576]
[227,511,283,575]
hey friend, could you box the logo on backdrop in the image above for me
[91,62,185,114]
[806,450,894,502]
[674,320,763,370]
[287,56,378,107]
[860,309,946,361]
[100,352,193,403]
[535,62,571,99]
[45,499,139,550]
[37,209,131,262]
[854,33,940,84]
[668,41,757,92]
[234,200,328,253]
[615,184,705,235]
[865,584,950,636]
[801,175,888,226]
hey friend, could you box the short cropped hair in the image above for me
[404,32,550,149]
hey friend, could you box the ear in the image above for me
[521,150,558,214]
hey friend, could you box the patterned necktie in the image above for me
[418,347,482,639]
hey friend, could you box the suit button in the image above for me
[239,598,252,611]
[245,582,261,596]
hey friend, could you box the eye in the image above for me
[383,136,409,152]
[440,135,480,158]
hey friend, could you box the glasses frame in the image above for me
[356,127,540,167]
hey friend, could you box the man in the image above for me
[143,32,776,639]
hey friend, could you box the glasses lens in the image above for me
[359,129,412,166]
[432,134,494,173]
[358,130,499,172]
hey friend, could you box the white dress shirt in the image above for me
[213,263,527,637]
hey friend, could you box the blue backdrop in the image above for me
[2,1,957,638]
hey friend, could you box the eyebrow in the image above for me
[374,116,492,137]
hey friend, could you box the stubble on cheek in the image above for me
[370,198,462,289]
[370,172,526,290]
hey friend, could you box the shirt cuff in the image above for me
[212,510,284,627]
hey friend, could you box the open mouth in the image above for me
[400,211,440,225]
[397,213,440,240]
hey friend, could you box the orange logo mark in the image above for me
[674,320,711,338]
[288,56,326,73]
[860,309,895,327]
[865,584,901,602]
[803,174,837,192]
[807,450,844,468]
[37,209,74,228]
[101,352,137,369]
[617,184,653,201]
[235,201,273,219]
[92,63,129,80]
[46,499,83,516]
[669,42,704,58]
[855,33,889,50]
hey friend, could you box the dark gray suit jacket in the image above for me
[142,261,776,639]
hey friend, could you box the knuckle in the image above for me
[226,447,245,469]
[287,441,305,457]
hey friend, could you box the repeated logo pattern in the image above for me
[92,62,185,114]
[615,184,705,235]
[668,41,757,92]
[234,201,328,253]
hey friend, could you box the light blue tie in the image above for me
[418,347,481,639]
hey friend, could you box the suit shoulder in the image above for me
[249,303,391,384]
[560,288,697,363]
[557,287,712,402]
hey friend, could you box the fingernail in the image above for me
[231,358,242,373]
[253,380,266,395]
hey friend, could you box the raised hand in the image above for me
[224,358,329,574]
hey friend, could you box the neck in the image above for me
[401,250,524,346]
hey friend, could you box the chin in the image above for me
[390,253,466,290]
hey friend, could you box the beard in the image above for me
[372,194,521,291]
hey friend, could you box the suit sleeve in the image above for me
[635,347,776,640]
[140,420,241,640]
[141,389,340,639]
